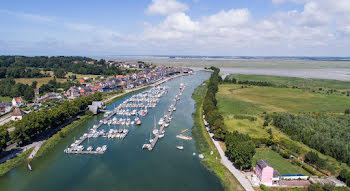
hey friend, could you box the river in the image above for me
[0,71,223,191]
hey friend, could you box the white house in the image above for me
[12,97,24,107]
[11,107,25,121]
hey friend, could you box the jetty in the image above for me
[143,83,186,151]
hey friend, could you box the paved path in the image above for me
[206,119,255,191]
[28,141,45,160]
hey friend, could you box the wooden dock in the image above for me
[64,150,105,154]
[143,85,185,151]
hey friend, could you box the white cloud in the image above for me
[0,9,54,23]
[145,0,188,16]
[272,0,307,5]
[202,9,251,27]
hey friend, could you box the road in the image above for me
[205,118,255,191]
[0,114,11,126]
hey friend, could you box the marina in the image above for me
[0,71,223,191]
[64,84,169,154]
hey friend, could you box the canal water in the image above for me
[0,71,224,191]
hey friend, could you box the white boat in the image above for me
[158,118,164,125]
[158,132,165,138]
[28,163,32,171]
[176,145,183,150]
[87,146,93,151]
[198,154,205,159]
[176,134,192,140]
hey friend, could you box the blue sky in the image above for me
[0,0,349,56]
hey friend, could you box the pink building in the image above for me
[254,160,280,185]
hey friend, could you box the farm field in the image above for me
[217,84,350,115]
[252,148,311,176]
[224,74,350,90]
[14,71,101,88]
[14,76,66,88]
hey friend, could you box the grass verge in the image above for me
[192,81,244,191]
[0,148,33,176]
[34,115,91,159]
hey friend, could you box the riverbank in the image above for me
[0,148,33,176]
[191,81,244,191]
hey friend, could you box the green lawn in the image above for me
[225,74,350,90]
[217,84,350,115]
[253,148,311,176]
[224,116,269,138]
[0,96,12,102]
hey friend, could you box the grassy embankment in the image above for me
[0,148,33,176]
[216,75,350,176]
[34,87,149,159]
[192,81,244,191]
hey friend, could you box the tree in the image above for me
[305,151,326,169]
[225,131,256,169]
[308,183,324,191]
[0,129,9,154]
[345,109,350,114]
[53,68,67,78]
[23,88,34,102]
[31,81,38,89]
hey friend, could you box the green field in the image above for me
[253,148,311,176]
[217,84,350,115]
[217,81,350,175]
[14,71,102,88]
[225,74,350,90]
[224,116,269,138]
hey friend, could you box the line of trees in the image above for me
[203,67,226,140]
[203,67,255,169]
[0,56,125,77]
[0,78,34,101]
[223,76,274,86]
[273,113,350,166]
[10,92,102,145]
[0,67,50,78]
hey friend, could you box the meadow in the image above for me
[14,71,101,88]
[217,84,350,115]
[216,76,350,175]
[225,74,350,90]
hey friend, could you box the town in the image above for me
[0,63,193,165]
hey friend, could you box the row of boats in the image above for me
[143,82,186,151]
[99,117,141,126]
[64,85,169,154]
